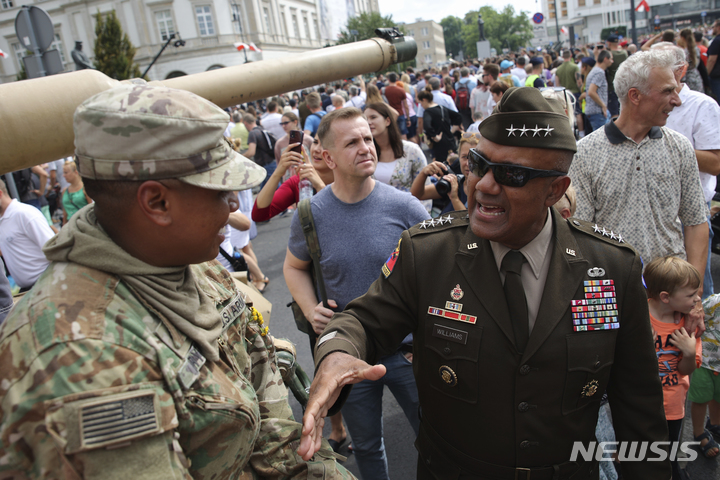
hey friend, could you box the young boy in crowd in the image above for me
[688,293,720,458]
[645,256,703,478]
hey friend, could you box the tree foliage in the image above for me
[337,12,402,45]
[93,10,142,80]
[460,6,533,57]
[440,16,464,58]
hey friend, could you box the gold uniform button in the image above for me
[438,365,458,387]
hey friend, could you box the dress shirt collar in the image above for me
[490,209,554,279]
[604,119,663,145]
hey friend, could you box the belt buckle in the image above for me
[515,467,531,480]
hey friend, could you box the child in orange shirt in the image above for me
[645,256,703,480]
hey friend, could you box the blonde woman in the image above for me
[61,161,92,224]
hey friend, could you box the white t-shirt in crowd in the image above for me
[0,199,54,288]
[511,67,528,83]
[374,160,398,185]
[665,84,720,203]
[261,113,285,140]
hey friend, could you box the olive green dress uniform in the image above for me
[315,209,669,479]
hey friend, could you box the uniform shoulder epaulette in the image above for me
[409,211,469,236]
[567,217,637,253]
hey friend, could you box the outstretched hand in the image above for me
[297,352,386,460]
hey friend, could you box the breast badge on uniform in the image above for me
[571,279,619,332]
[428,306,477,324]
[450,284,464,301]
[382,238,402,278]
[581,379,599,397]
[439,365,458,387]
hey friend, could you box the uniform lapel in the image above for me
[522,210,588,363]
[456,227,516,346]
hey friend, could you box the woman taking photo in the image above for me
[417,87,462,163]
[252,136,333,222]
[364,102,427,196]
[273,112,313,164]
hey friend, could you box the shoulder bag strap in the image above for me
[298,199,330,308]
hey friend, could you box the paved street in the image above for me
[252,213,720,480]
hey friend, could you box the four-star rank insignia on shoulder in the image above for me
[382,238,401,278]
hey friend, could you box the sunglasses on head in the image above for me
[468,149,567,187]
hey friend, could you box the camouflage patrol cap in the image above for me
[74,83,266,190]
[479,86,577,152]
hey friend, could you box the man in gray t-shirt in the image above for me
[585,49,613,131]
[284,107,429,480]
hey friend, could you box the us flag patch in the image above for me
[80,392,159,449]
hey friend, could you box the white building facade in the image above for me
[0,0,378,83]
[536,0,719,46]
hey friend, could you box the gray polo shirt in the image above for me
[569,121,708,265]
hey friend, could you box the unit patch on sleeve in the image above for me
[382,238,402,278]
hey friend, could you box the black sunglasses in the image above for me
[280,121,292,126]
[468,149,567,187]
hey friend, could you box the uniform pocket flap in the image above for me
[44,382,178,455]
[566,333,616,373]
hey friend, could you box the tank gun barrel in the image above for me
[0,36,416,174]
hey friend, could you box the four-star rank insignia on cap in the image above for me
[382,238,401,278]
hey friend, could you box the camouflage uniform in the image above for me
[0,83,352,479]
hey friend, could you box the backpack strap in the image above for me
[298,199,329,308]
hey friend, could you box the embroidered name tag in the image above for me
[220,293,246,332]
[428,306,477,324]
[432,324,468,345]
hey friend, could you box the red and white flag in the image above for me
[234,42,262,53]
[561,26,569,36]
[0,49,6,59]
[636,0,650,12]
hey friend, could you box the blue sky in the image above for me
[377,0,542,25]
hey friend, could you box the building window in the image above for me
[303,14,311,39]
[594,0,600,4]
[231,4,244,34]
[313,15,320,40]
[291,12,300,38]
[51,33,66,63]
[549,11,556,18]
[280,9,287,36]
[423,41,430,49]
[195,5,215,36]
[1,0,14,9]
[409,30,414,37]
[578,0,585,6]
[155,10,175,41]
[424,54,431,63]
[611,11,616,23]
[562,9,567,17]
[12,42,25,68]
[263,7,273,34]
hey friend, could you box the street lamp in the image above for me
[142,32,186,78]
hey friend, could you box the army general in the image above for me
[0,84,351,479]
[298,88,670,479]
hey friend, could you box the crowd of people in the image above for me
[3,20,720,480]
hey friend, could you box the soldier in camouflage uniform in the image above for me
[0,83,353,479]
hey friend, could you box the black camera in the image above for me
[436,174,465,196]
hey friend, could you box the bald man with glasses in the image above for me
[298,87,670,480]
